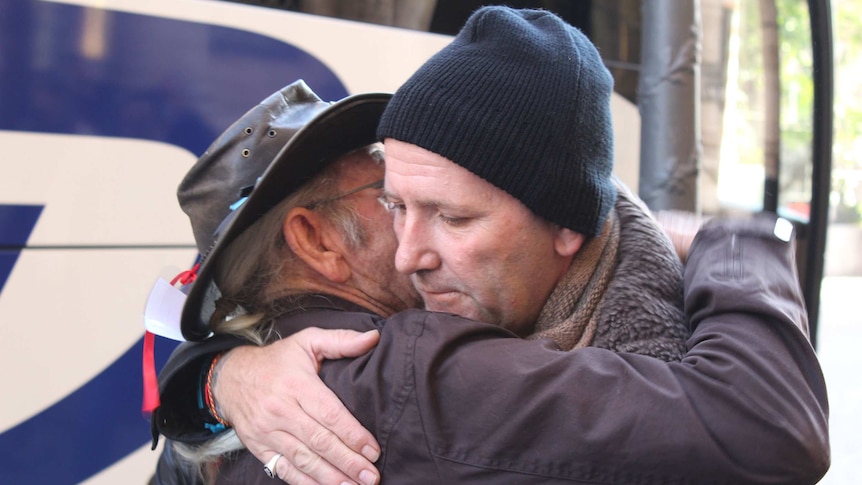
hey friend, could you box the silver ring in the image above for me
[263,453,283,479]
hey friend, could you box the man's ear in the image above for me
[554,227,585,257]
[282,207,351,283]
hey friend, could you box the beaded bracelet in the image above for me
[204,352,231,428]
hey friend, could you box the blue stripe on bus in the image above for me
[0,204,42,291]
[0,336,179,484]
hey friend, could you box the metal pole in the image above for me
[804,0,833,347]
[761,0,781,213]
[637,0,701,212]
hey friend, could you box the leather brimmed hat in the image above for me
[177,80,390,341]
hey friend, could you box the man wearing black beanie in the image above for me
[372,6,683,351]
[154,6,828,485]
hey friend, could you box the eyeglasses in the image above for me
[304,179,384,209]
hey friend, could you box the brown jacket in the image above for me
[156,215,829,484]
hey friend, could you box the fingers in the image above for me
[284,439,377,485]
[262,452,285,480]
[297,388,380,481]
[261,448,323,485]
[286,328,383,473]
[253,429,379,485]
[220,330,382,485]
[260,441,330,485]
[298,327,380,362]
[244,400,380,485]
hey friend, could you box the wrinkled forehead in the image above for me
[383,139,515,212]
[380,139,551,230]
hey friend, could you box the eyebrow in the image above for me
[380,187,399,201]
[380,187,473,215]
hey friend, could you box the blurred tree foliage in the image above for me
[829,0,862,222]
[736,0,860,222]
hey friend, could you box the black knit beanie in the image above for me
[377,6,617,237]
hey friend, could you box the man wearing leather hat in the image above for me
[151,79,422,483]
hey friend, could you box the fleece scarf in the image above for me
[528,186,689,362]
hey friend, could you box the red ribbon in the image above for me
[142,330,159,414]
[141,263,200,414]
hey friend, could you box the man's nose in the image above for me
[394,215,440,275]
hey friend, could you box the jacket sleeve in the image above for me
[331,214,829,484]
[150,334,246,447]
